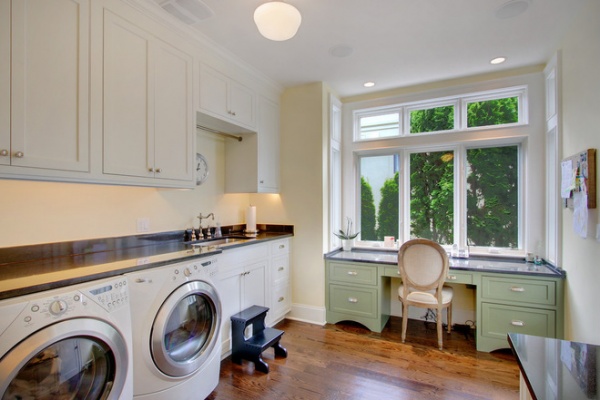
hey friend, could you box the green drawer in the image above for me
[329,284,378,318]
[383,266,400,278]
[446,271,473,284]
[329,262,378,286]
[482,276,556,306]
[481,303,555,340]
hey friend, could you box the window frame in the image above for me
[347,85,530,257]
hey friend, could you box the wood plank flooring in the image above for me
[208,317,520,400]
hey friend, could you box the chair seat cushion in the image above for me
[398,285,454,305]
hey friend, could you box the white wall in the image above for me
[559,0,600,344]
[0,132,250,247]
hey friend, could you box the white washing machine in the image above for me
[124,257,222,400]
[0,276,133,400]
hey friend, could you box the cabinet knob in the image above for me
[148,167,155,172]
[155,168,162,173]
[14,151,24,158]
[0,149,8,157]
[278,266,285,272]
[278,296,285,303]
[347,297,358,303]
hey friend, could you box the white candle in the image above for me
[246,205,257,232]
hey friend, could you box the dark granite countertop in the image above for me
[0,226,293,300]
[509,333,598,399]
[324,248,565,277]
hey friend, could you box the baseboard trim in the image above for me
[286,303,326,326]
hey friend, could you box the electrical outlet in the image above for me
[136,217,150,233]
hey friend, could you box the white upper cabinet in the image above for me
[224,96,280,193]
[199,64,256,130]
[0,0,90,173]
[103,10,193,186]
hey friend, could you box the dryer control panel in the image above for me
[84,278,129,312]
[175,258,218,280]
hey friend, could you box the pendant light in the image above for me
[253,1,301,41]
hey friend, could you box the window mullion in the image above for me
[455,145,467,248]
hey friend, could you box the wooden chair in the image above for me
[398,238,453,350]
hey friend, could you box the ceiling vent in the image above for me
[156,0,213,25]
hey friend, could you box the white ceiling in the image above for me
[152,0,586,98]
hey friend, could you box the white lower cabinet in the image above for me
[216,238,292,357]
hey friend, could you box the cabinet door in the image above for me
[243,261,268,310]
[216,266,243,352]
[103,10,152,178]
[10,0,90,172]
[257,97,279,192]
[0,0,9,165]
[229,80,256,128]
[199,66,229,119]
[153,40,193,181]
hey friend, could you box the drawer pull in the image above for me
[278,296,285,303]
[510,287,525,292]
[278,266,285,272]
[347,271,358,276]
[348,297,358,303]
[447,275,457,280]
[511,320,525,327]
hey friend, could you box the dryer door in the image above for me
[151,280,221,377]
[0,318,129,400]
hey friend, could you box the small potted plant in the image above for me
[334,217,360,251]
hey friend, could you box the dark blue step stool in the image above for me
[230,305,287,373]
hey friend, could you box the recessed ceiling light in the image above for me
[495,0,530,19]
[363,82,375,88]
[490,57,507,65]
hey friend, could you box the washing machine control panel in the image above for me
[173,258,218,280]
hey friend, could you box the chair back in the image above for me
[398,238,449,297]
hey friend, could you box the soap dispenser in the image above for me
[214,222,222,238]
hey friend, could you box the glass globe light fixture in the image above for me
[254,1,301,41]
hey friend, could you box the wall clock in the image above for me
[196,153,209,185]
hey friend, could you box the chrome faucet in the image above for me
[197,213,215,238]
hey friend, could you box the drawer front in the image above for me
[482,276,556,306]
[271,284,291,316]
[383,266,400,278]
[272,255,290,285]
[329,284,378,318]
[271,239,290,256]
[481,303,555,340]
[329,262,378,286]
[446,271,473,284]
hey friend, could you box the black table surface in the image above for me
[508,333,599,399]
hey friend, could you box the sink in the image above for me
[190,237,254,248]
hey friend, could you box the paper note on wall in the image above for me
[561,159,575,198]
[573,191,588,238]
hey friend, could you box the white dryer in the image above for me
[125,257,222,400]
[0,276,133,400]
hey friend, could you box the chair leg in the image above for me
[401,303,408,343]
[447,303,452,334]
[437,308,443,350]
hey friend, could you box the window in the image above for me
[466,146,519,248]
[410,150,454,245]
[348,85,529,254]
[359,155,399,240]
[357,111,400,140]
[357,145,520,251]
[409,104,455,134]
[466,96,519,128]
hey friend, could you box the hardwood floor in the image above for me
[208,317,520,400]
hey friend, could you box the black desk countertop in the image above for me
[325,248,566,277]
[509,333,599,399]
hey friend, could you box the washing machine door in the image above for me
[151,280,221,377]
[0,318,129,400]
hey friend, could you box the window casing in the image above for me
[348,86,529,256]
